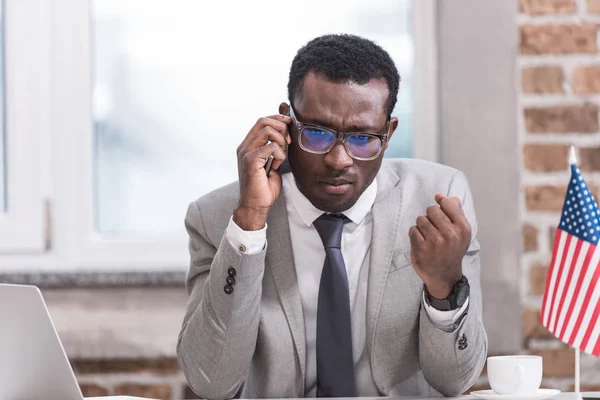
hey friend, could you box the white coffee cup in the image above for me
[487,355,543,395]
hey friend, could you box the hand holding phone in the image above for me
[233,114,291,231]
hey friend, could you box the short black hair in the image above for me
[287,34,401,117]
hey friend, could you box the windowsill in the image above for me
[0,272,186,288]
[42,287,188,360]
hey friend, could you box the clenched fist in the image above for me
[408,194,472,299]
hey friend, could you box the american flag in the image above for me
[541,164,600,356]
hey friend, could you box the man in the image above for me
[177,34,487,399]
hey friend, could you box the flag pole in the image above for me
[569,145,583,400]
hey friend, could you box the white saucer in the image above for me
[470,389,561,400]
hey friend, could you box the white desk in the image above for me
[255,393,600,400]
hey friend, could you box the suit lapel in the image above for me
[265,192,306,391]
[366,163,403,364]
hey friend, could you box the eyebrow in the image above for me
[301,117,380,133]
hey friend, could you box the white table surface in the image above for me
[248,393,600,400]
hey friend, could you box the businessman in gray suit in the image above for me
[178,34,487,399]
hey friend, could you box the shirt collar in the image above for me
[282,172,378,227]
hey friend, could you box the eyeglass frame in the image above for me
[288,105,391,161]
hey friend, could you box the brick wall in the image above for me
[72,358,196,400]
[516,0,600,392]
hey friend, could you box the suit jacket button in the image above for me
[228,267,237,278]
[226,276,236,286]
[458,334,468,350]
[224,285,234,295]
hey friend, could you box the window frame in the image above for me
[0,0,48,254]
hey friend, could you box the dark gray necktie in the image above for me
[313,214,356,398]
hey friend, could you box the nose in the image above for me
[323,143,354,171]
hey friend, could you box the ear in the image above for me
[382,116,399,151]
[279,102,290,116]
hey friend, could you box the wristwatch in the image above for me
[424,275,470,311]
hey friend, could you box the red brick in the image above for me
[520,24,598,54]
[114,383,172,400]
[588,0,600,13]
[524,144,569,171]
[183,385,200,399]
[520,0,576,14]
[573,66,600,94]
[569,383,600,391]
[523,309,553,345]
[523,223,539,252]
[525,185,568,211]
[72,358,180,375]
[550,226,558,251]
[530,348,575,376]
[531,264,549,295]
[80,383,109,397]
[522,67,564,93]
[580,147,600,171]
[524,104,599,133]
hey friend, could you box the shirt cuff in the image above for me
[422,292,470,333]
[225,216,267,255]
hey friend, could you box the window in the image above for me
[1,0,437,271]
[92,0,417,236]
[0,0,46,254]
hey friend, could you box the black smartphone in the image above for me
[264,155,275,176]
[264,109,292,176]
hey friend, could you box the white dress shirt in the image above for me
[225,173,469,397]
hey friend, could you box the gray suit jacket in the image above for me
[177,159,488,399]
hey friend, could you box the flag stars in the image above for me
[584,232,588,237]
[594,236,597,241]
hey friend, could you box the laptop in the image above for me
[0,284,155,400]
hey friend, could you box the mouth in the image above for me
[318,179,354,195]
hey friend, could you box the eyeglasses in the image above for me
[289,105,390,161]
